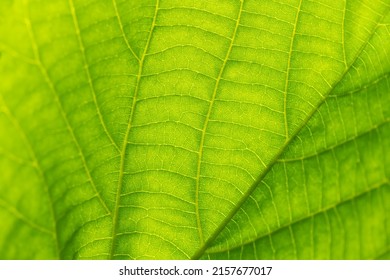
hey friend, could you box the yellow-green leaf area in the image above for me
[0,0,389,259]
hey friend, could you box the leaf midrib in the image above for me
[192,9,389,260]
[206,181,389,256]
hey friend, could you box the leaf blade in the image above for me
[0,0,389,260]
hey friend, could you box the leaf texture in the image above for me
[0,0,389,259]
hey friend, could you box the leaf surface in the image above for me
[0,0,389,259]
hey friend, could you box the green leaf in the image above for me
[0,0,389,260]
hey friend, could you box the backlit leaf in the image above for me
[0,0,389,259]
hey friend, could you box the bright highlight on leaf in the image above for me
[0,0,389,260]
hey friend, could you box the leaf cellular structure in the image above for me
[0,0,389,259]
